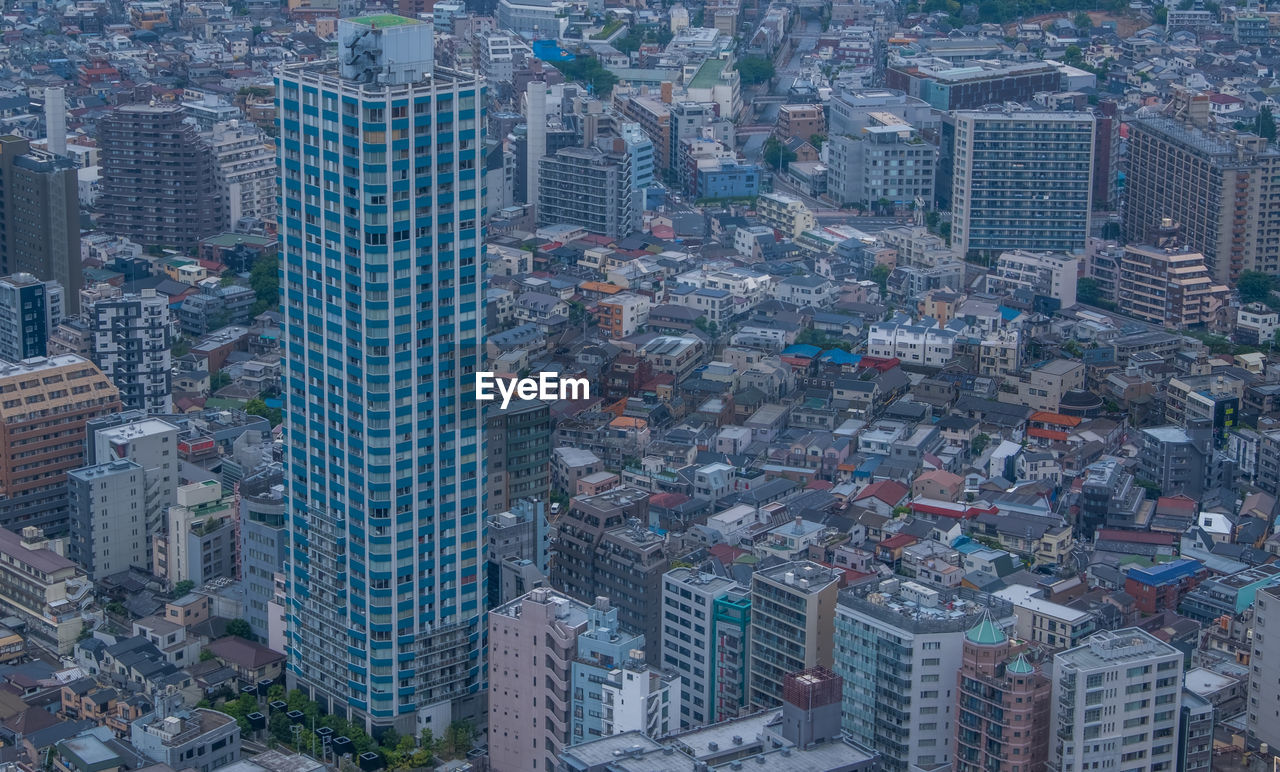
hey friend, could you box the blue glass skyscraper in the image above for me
[276,14,487,733]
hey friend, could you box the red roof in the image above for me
[650,492,691,508]
[1155,495,1197,516]
[854,479,909,506]
[806,479,834,491]
[1095,528,1175,545]
[1028,427,1069,441]
[1029,411,1082,427]
[708,543,748,564]
[879,534,917,549]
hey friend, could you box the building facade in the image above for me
[0,273,63,362]
[67,459,146,580]
[1049,629,1184,772]
[538,143,635,238]
[278,15,488,732]
[88,290,174,414]
[485,399,551,515]
[954,617,1050,772]
[749,561,839,708]
[1117,239,1228,329]
[0,136,82,312]
[97,105,227,248]
[660,568,750,728]
[951,109,1094,260]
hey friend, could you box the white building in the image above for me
[1050,628,1183,772]
[206,120,276,228]
[88,414,180,562]
[67,459,146,580]
[661,569,749,727]
[1247,584,1280,751]
[601,658,682,739]
[866,312,958,368]
[986,249,1080,308]
[1237,302,1279,346]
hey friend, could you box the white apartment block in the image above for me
[867,312,958,369]
[986,250,1080,308]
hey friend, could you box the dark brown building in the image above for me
[0,136,82,313]
[0,354,120,534]
[98,105,226,249]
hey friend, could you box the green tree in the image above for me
[1257,106,1277,140]
[1238,270,1274,304]
[200,649,216,662]
[172,337,191,358]
[1074,11,1092,30]
[225,618,254,640]
[809,134,825,152]
[871,264,890,296]
[693,316,718,336]
[737,55,775,85]
[1063,44,1083,65]
[551,55,619,97]
[249,253,279,315]
[210,371,232,391]
[762,137,796,170]
[1153,5,1167,23]
[173,579,195,597]
[245,397,283,426]
[971,433,991,457]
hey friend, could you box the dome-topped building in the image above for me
[956,616,1052,772]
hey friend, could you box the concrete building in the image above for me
[776,104,825,140]
[85,413,180,563]
[867,312,958,369]
[596,294,651,339]
[0,273,63,362]
[0,355,120,534]
[538,143,636,238]
[0,526,93,653]
[486,399,552,515]
[756,193,815,239]
[1126,115,1280,283]
[886,59,1062,111]
[749,561,839,708]
[486,498,550,608]
[205,120,276,228]
[0,136,82,313]
[1049,629,1184,772]
[569,599,672,744]
[488,588,591,772]
[238,465,286,642]
[954,617,1050,772]
[661,568,751,727]
[279,15,488,731]
[1180,690,1214,772]
[951,109,1094,260]
[130,707,241,772]
[88,290,174,414]
[67,459,146,580]
[154,480,236,587]
[1117,236,1228,329]
[998,358,1086,413]
[1247,584,1280,753]
[98,105,226,248]
[824,124,937,208]
[835,579,1012,772]
[1237,303,1279,346]
[986,250,1079,310]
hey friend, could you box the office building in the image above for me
[0,273,63,362]
[951,109,1094,260]
[592,522,670,664]
[661,568,751,727]
[239,465,286,642]
[1180,690,1213,772]
[98,105,226,248]
[1117,239,1228,329]
[1126,114,1280,283]
[552,489,649,610]
[776,104,825,140]
[67,459,146,580]
[88,290,174,414]
[0,136,82,313]
[886,59,1062,111]
[824,124,937,208]
[486,498,550,608]
[278,15,487,732]
[749,561,839,708]
[0,355,120,534]
[85,412,180,561]
[485,399,551,515]
[206,120,277,228]
[1049,629,1183,772]
[0,526,93,653]
[1093,101,1120,210]
[1247,584,1280,752]
[1180,565,1280,624]
[538,142,636,238]
[835,579,1011,772]
[954,616,1051,772]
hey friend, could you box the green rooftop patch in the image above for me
[349,14,419,27]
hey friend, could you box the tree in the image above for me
[693,316,718,336]
[1257,106,1277,141]
[1238,270,1274,304]
[200,649,216,662]
[809,134,825,152]
[245,397,283,427]
[762,137,796,170]
[737,55,775,85]
[971,433,991,457]
[871,264,890,296]
[225,618,254,640]
[1074,11,1092,31]
[173,579,195,597]
[249,253,279,315]
[551,56,619,97]
[209,371,232,391]
[1063,44,1083,66]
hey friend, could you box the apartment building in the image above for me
[661,568,751,727]
[0,273,63,362]
[998,358,1086,413]
[485,399,552,515]
[1126,114,1280,283]
[67,459,145,580]
[954,617,1051,772]
[154,480,237,587]
[835,579,1012,772]
[0,355,120,534]
[776,104,825,140]
[88,290,174,414]
[0,526,94,653]
[951,109,1094,259]
[1247,584,1280,752]
[756,192,815,239]
[131,708,241,772]
[596,294,651,338]
[1117,239,1229,328]
[825,124,937,207]
[867,312,959,369]
[749,561,839,708]
[539,143,636,238]
[0,137,82,312]
[986,250,1079,309]
[1049,629,1184,772]
[205,120,276,227]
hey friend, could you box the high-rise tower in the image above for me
[277,14,487,733]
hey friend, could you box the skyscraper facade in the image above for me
[0,136,81,312]
[278,15,487,733]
